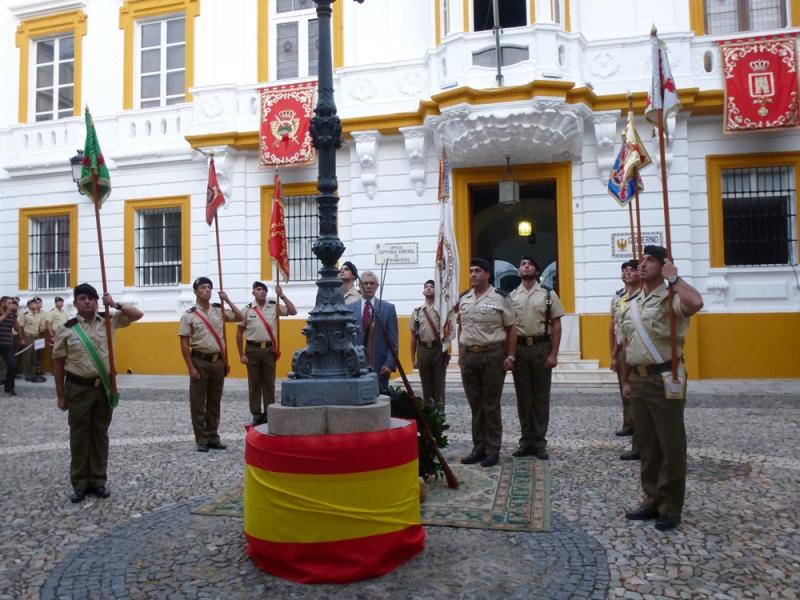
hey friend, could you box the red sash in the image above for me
[251,304,281,359]
[192,308,229,370]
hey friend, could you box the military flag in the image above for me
[205,157,226,225]
[79,109,111,204]
[434,150,459,351]
[621,111,651,192]
[645,28,681,138]
[608,141,639,207]
[268,173,290,281]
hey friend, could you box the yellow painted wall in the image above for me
[114,316,415,381]
[580,312,799,379]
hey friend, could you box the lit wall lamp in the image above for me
[518,219,533,237]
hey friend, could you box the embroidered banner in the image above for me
[719,35,800,133]
[259,81,317,166]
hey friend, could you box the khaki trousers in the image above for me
[615,348,634,430]
[460,345,505,457]
[629,372,687,517]
[246,346,277,420]
[21,334,41,379]
[512,341,552,451]
[416,344,445,407]
[66,380,113,492]
[189,357,225,446]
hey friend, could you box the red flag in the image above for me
[205,157,225,225]
[269,173,290,281]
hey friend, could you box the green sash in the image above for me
[72,322,119,408]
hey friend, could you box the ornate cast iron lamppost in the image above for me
[281,0,376,407]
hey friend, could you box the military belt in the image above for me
[191,350,222,362]
[518,335,551,346]
[418,340,439,349]
[464,342,504,353]
[65,372,102,388]
[634,360,673,376]
[246,340,272,349]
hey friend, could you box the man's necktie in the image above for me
[362,301,372,347]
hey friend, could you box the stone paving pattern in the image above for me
[1,375,798,599]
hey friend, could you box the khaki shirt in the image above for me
[46,307,70,332]
[343,285,361,305]
[458,286,515,346]
[610,289,626,346]
[178,303,236,353]
[52,312,131,378]
[622,283,689,367]
[409,303,452,344]
[18,311,46,336]
[238,300,288,343]
[510,282,566,337]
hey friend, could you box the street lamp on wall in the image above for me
[69,150,85,194]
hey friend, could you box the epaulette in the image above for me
[628,291,641,301]
[268,299,276,305]
[186,306,197,313]
[616,287,625,296]
[65,318,77,328]
[246,302,253,308]
[459,289,470,299]
[212,302,221,308]
[495,288,509,297]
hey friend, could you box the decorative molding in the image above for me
[350,77,377,102]
[591,110,621,185]
[351,130,380,199]
[400,126,428,196]
[705,274,730,306]
[399,71,426,97]
[430,98,591,168]
[588,49,620,79]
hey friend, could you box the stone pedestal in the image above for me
[280,372,379,407]
[265,400,391,435]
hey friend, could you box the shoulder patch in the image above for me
[186,306,197,313]
[246,302,253,309]
[65,318,78,328]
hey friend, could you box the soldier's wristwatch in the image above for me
[667,275,679,286]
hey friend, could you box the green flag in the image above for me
[79,108,111,204]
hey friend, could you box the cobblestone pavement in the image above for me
[0,376,798,599]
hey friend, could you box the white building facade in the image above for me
[1,0,799,379]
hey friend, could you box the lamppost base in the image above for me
[281,372,379,407]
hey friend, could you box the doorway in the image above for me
[470,181,558,294]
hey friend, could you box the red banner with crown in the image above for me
[259,81,317,166]
[719,35,800,133]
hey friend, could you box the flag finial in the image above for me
[650,24,658,37]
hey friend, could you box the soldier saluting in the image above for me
[53,283,143,503]
[179,277,243,453]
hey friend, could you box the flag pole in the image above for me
[628,201,637,261]
[91,172,118,396]
[626,93,641,260]
[656,106,679,382]
[213,210,230,375]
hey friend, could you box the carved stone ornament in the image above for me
[591,110,621,185]
[400,126,427,196]
[351,130,380,199]
[399,71,426,97]
[201,94,224,119]
[430,99,592,168]
[350,77,376,101]
[705,274,730,306]
[588,49,621,79]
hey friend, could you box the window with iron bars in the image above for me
[284,192,320,281]
[721,166,798,266]
[704,0,787,35]
[135,207,182,286]
[28,215,70,290]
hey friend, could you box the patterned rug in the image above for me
[193,457,550,532]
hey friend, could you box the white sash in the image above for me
[629,297,665,364]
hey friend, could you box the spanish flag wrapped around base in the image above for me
[244,419,425,583]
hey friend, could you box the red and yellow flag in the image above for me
[268,173,290,281]
[243,420,424,583]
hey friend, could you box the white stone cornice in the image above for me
[351,130,380,199]
[399,126,428,197]
[591,110,621,185]
[428,99,591,168]
[8,0,85,19]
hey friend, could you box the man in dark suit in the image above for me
[350,270,398,391]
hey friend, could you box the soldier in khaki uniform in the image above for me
[621,245,703,532]
[611,260,642,460]
[339,261,361,304]
[46,296,70,374]
[509,256,565,460]
[236,281,297,426]
[409,279,453,408]
[458,258,516,468]
[53,283,143,503]
[179,277,243,452]
[18,299,46,382]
